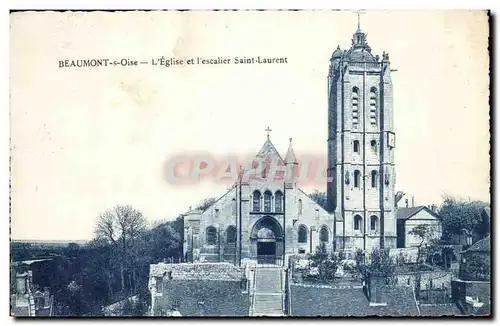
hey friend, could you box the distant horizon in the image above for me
[11,239,90,244]
[10,191,490,242]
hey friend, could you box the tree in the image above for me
[439,195,489,241]
[310,243,339,283]
[195,197,217,211]
[461,253,490,281]
[94,205,147,294]
[409,224,440,264]
[309,190,328,211]
[144,221,182,262]
[355,248,399,284]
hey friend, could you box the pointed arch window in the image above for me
[263,191,272,213]
[275,191,283,213]
[354,170,361,188]
[298,199,303,215]
[371,170,378,188]
[298,225,308,243]
[352,87,359,125]
[353,140,360,153]
[370,216,378,231]
[206,226,217,245]
[226,225,237,244]
[354,215,362,231]
[369,87,377,125]
[319,226,329,243]
[252,190,261,212]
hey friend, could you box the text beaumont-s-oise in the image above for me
[57,56,288,68]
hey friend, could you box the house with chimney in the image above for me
[148,262,250,316]
[396,202,442,249]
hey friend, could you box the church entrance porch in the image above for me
[250,216,284,265]
[257,241,276,264]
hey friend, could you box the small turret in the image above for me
[284,138,298,165]
[284,138,298,188]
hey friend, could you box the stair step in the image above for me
[252,266,285,316]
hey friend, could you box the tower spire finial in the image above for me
[265,126,272,140]
[355,9,365,31]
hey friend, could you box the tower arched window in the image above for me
[370,216,378,232]
[354,215,362,231]
[319,226,329,243]
[226,225,237,244]
[206,226,217,245]
[369,87,377,125]
[252,190,261,212]
[371,170,378,188]
[352,87,359,125]
[354,170,361,188]
[263,191,272,213]
[298,225,308,243]
[298,199,303,215]
[353,140,359,153]
[275,191,283,213]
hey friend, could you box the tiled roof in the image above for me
[397,206,424,220]
[465,235,490,253]
[419,303,462,316]
[149,262,244,281]
[397,206,440,220]
[290,284,419,317]
[160,279,250,316]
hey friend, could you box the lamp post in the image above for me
[191,229,194,263]
[310,226,316,253]
[218,223,222,262]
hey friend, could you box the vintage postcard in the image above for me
[9,10,490,317]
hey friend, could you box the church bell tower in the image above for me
[327,21,397,251]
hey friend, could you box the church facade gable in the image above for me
[183,136,335,265]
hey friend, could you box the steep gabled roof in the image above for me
[254,138,284,163]
[284,139,297,164]
[464,235,490,253]
[290,284,419,317]
[149,262,244,281]
[397,206,440,220]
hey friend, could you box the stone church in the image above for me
[183,24,397,265]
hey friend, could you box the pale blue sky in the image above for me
[10,10,489,240]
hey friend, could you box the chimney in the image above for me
[405,199,408,208]
[412,196,415,207]
[43,287,51,308]
[366,273,388,306]
[16,272,28,295]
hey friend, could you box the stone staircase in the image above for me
[251,266,284,316]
